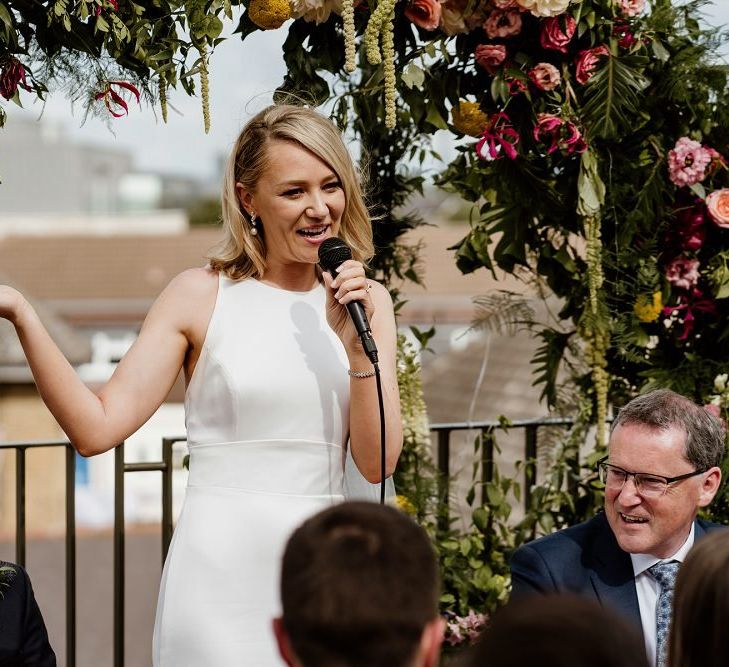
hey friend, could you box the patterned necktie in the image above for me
[648,560,680,667]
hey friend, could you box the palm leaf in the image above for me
[581,55,650,141]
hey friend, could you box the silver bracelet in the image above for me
[348,369,376,378]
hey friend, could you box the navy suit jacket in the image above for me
[510,512,723,635]
[0,562,56,666]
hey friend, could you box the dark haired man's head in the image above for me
[274,501,443,667]
[605,389,724,557]
[464,595,648,667]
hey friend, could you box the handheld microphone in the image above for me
[318,237,379,364]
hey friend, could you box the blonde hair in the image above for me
[209,104,374,279]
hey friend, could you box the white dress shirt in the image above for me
[630,524,695,666]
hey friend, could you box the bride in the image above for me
[0,103,402,665]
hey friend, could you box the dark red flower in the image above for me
[506,77,527,96]
[533,113,587,155]
[662,288,717,341]
[666,195,708,253]
[95,0,119,15]
[94,80,141,118]
[0,58,27,100]
[613,20,637,49]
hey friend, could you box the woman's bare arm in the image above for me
[2,267,217,456]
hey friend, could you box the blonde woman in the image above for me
[0,104,402,665]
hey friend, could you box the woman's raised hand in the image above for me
[0,285,29,324]
[322,260,375,351]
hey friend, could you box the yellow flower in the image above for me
[452,101,488,137]
[634,292,663,323]
[393,494,417,516]
[249,0,291,30]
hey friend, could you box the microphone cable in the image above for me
[373,361,386,504]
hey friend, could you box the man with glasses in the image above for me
[510,389,725,667]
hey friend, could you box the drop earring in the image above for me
[250,212,258,236]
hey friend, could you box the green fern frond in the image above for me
[471,291,535,337]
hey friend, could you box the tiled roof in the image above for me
[0,228,223,301]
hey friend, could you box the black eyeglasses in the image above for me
[597,458,707,498]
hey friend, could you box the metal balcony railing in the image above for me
[0,419,579,666]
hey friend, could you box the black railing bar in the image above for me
[113,444,125,667]
[124,462,167,473]
[429,417,576,431]
[65,446,76,667]
[15,447,26,567]
[524,425,539,521]
[161,439,179,565]
[0,439,70,449]
[436,430,451,532]
[480,429,495,505]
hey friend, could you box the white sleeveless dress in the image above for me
[152,275,390,666]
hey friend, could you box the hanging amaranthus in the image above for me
[362,0,397,128]
[158,73,168,124]
[198,42,211,134]
[342,0,356,72]
[381,10,396,128]
[582,214,609,448]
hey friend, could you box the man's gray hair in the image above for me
[611,389,726,470]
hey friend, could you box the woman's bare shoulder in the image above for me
[160,266,219,301]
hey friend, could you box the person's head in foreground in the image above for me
[602,389,724,557]
[669,528,729,667]
[210,103,374,280]
[464,594,649,667]
[274,501,444,667]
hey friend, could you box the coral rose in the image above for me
[667,137,712,187]
[707,189,729,228]
[529,62,561,91]
[483,9,522,39]
[665,257,700,290]
[540,15,576,53]
[493,0,518,8]
[618,0,645,17]
[517,0,571,18]
[405,0,442,31]
[475,44,507,74]
[574,45,609,85]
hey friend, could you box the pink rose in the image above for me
[483,9,522,38]
[665,257,700,290]
[540,15,576,53]
[574,45,610,85]
[528,62,561,91]
[405,0,442,31]
[475,44,507,74]
[0,58,27,100]
[667,137,712,187]
[618,0,645,17]
[707,189,729,228]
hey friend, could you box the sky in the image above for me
[5,2,729,183]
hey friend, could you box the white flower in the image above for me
[289,0,342,23]
[516,0,571,18]
[714,373,728,393]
